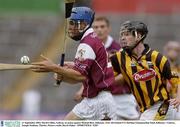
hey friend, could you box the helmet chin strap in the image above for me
[123,31,145,54]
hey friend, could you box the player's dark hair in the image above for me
[120,21,148,40]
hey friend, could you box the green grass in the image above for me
[0,0,63,14]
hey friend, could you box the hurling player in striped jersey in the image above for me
[110,21,180,120]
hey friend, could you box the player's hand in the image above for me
[169,98,180,111]
[31,55,58,72]
[54,73,63,81]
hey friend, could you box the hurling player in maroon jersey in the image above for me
[31,7,117,120]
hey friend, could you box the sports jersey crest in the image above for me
[77,49,86,61]
[90,32,97,38]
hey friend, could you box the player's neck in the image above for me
[102,36,108,44]
[132,43,145,59]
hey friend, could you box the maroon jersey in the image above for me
[105,36,121,54]
[105,36,131,95]
[73,28,114,98]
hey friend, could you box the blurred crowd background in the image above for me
[0,0,180,120]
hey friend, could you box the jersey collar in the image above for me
[81,28,94,40]
[132,44,151,60]
[104,35,113,49]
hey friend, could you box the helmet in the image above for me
[70,7,95,26]
[120,21,148,38]
[68,7,95,41]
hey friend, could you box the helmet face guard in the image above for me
[120,21,148,52]
[68,7,95,41]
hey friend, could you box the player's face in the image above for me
[165,42,180,61]
[68,20,87,38]
[119,30,136,48]
[92,20,110,40]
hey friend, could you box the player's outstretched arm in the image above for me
[31,55,86,84]
[54,72,85,84]
[54,67,86,84]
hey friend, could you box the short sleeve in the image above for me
[161,60,172,79]
[73,43,96,76]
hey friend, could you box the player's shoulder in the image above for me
[78,34,104,55]
[82,33,104,52]
[83,32,101,45]
[112,48,124,57]
[150,49,169,68]
[151,49,167,59]
[83,30,97,40]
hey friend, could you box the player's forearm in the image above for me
[62,76,85,84]
[53,66,86,84]
[61,77,80,84]
[64,61,74,68]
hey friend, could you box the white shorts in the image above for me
[113,94,140,120]
[140,101,175,120]
[72,91,117,120]
[174,106,180,120]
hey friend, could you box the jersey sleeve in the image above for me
[110,53,121,76]
[161,57,180,85]
[161,59,172,79]
[73,43,96,77]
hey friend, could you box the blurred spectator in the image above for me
[22,90,41,119]
[164,41,180,119]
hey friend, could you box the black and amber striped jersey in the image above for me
[110,44,179,112]
[169,64,180,98]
